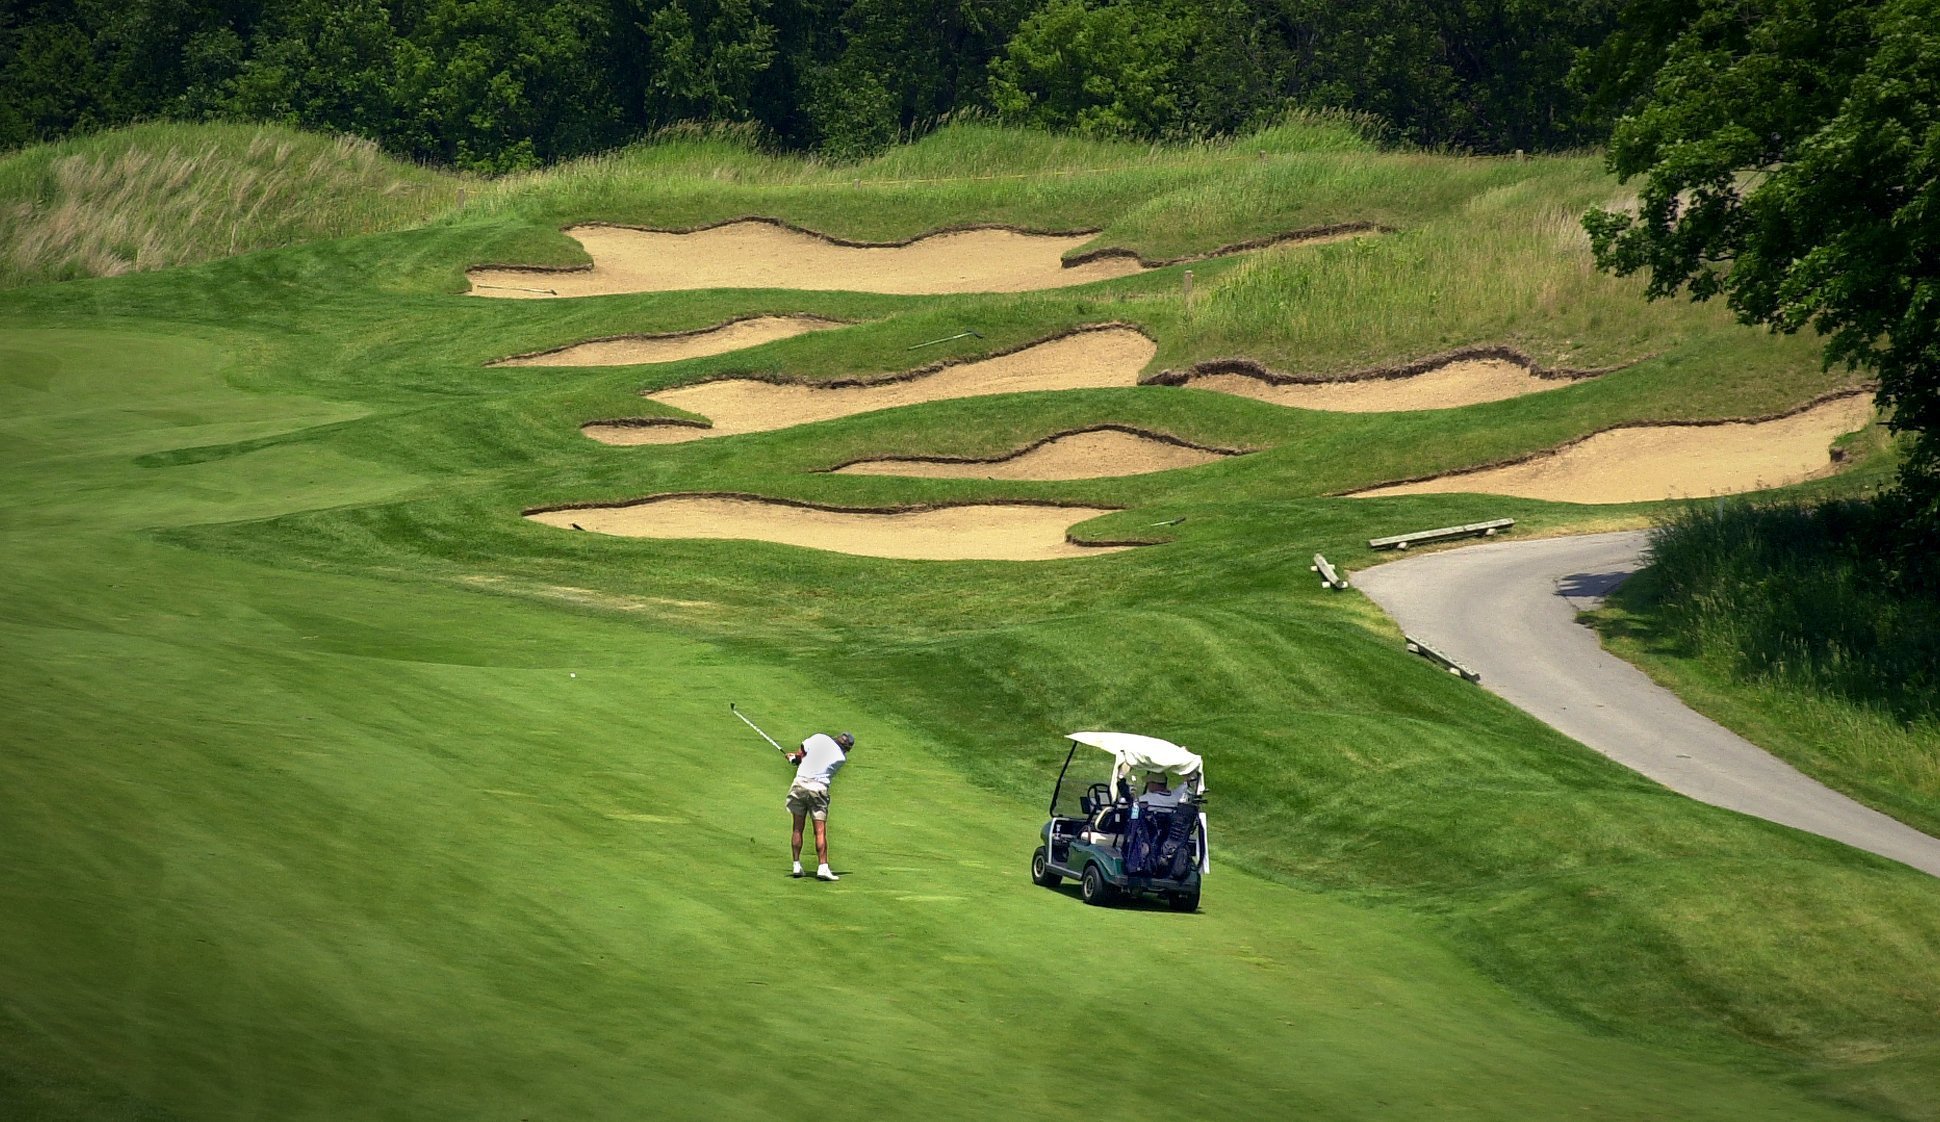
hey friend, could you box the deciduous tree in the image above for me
[1583,0,1940,541]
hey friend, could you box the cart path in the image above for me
[1352,530,1940,878]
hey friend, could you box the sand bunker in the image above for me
[1185,357,1589,412]
[469,221,1147,297]
[584,327,1157,444]
[832,426,1240,480]
[470,219,1382,298]
[1352,394,1874,504]
[526,496,1135,561]
[488,315,844,367]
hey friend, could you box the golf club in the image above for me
[730,702,790,757]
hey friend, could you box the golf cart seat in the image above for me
[1081,803,1126,845]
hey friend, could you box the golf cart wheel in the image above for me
[1167,890,1200,913]
[1031,846,1061,888]
[1080,863,1115,907]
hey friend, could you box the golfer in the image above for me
[1138,774,1183,809]
[785,731,854,881]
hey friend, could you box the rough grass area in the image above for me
[1590,499,1940,840]
[0,122,464,287]
[440,122,1848,439]
[2,118,1934,1121]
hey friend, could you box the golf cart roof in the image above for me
[1065,731,1205,788]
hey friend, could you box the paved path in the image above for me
[1352,531,1940,878]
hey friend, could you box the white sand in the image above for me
[469,221,1145,297]
[1189,358,1582,412]
[489,316,843,367]
[527,498,1134,560]
[584,327,1157,444]
[1352,395,1875,504]
[834,428,1235,480]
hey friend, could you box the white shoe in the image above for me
[791,862,805,878]
[816,865,840,882]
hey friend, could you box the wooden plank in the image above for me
[1309,553,1348,590]
[1368,517,1515,551]
[1403,635,1481,682]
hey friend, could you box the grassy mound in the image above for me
[0,121,463,288]
[2,118,1933,1120]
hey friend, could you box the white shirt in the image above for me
[1138,785,1184,809]
[792,733,848,790]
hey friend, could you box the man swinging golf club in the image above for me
[785,730,854,881]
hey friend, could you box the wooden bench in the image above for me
[1310,553,1348,590]
[1404,635,1481,682]
[1368,518,1514,551]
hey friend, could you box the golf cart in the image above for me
[1032,731,1207,911]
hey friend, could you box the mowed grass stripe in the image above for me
[0,539,1875,1121]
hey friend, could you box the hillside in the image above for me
[0,122,463,288]
[1,120,1933,1121]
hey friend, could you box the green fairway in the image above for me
[0,529,1875,1121]
[4,122,1937,1120]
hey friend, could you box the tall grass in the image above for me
[482,111,1380,209]
[1188,167,1806,372]
[1650,499,1939,719]
[0,122,464,288]
[468,116,1469,257]
[1611,498,1940,832]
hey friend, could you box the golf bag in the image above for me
[1125,803,1197,879]
[1158,806,1197,880]
[1124,804,1164,876]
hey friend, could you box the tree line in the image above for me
[1,0,1621,168]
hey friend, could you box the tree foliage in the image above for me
[991,0,1194,138]
[637,0,778,124]
[2,0,1622,166]
[991,0,1619,147]
[1584,0,1940,545]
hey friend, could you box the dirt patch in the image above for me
[831,425,1242,480]
[488,315,846,367]
[1351,393,1875,504]
[525,495,1138,561]
[466,217,1386,298]
[1154,347,1610,412]
[583,326,1157,444]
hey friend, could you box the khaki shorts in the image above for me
[786,783,831,821]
